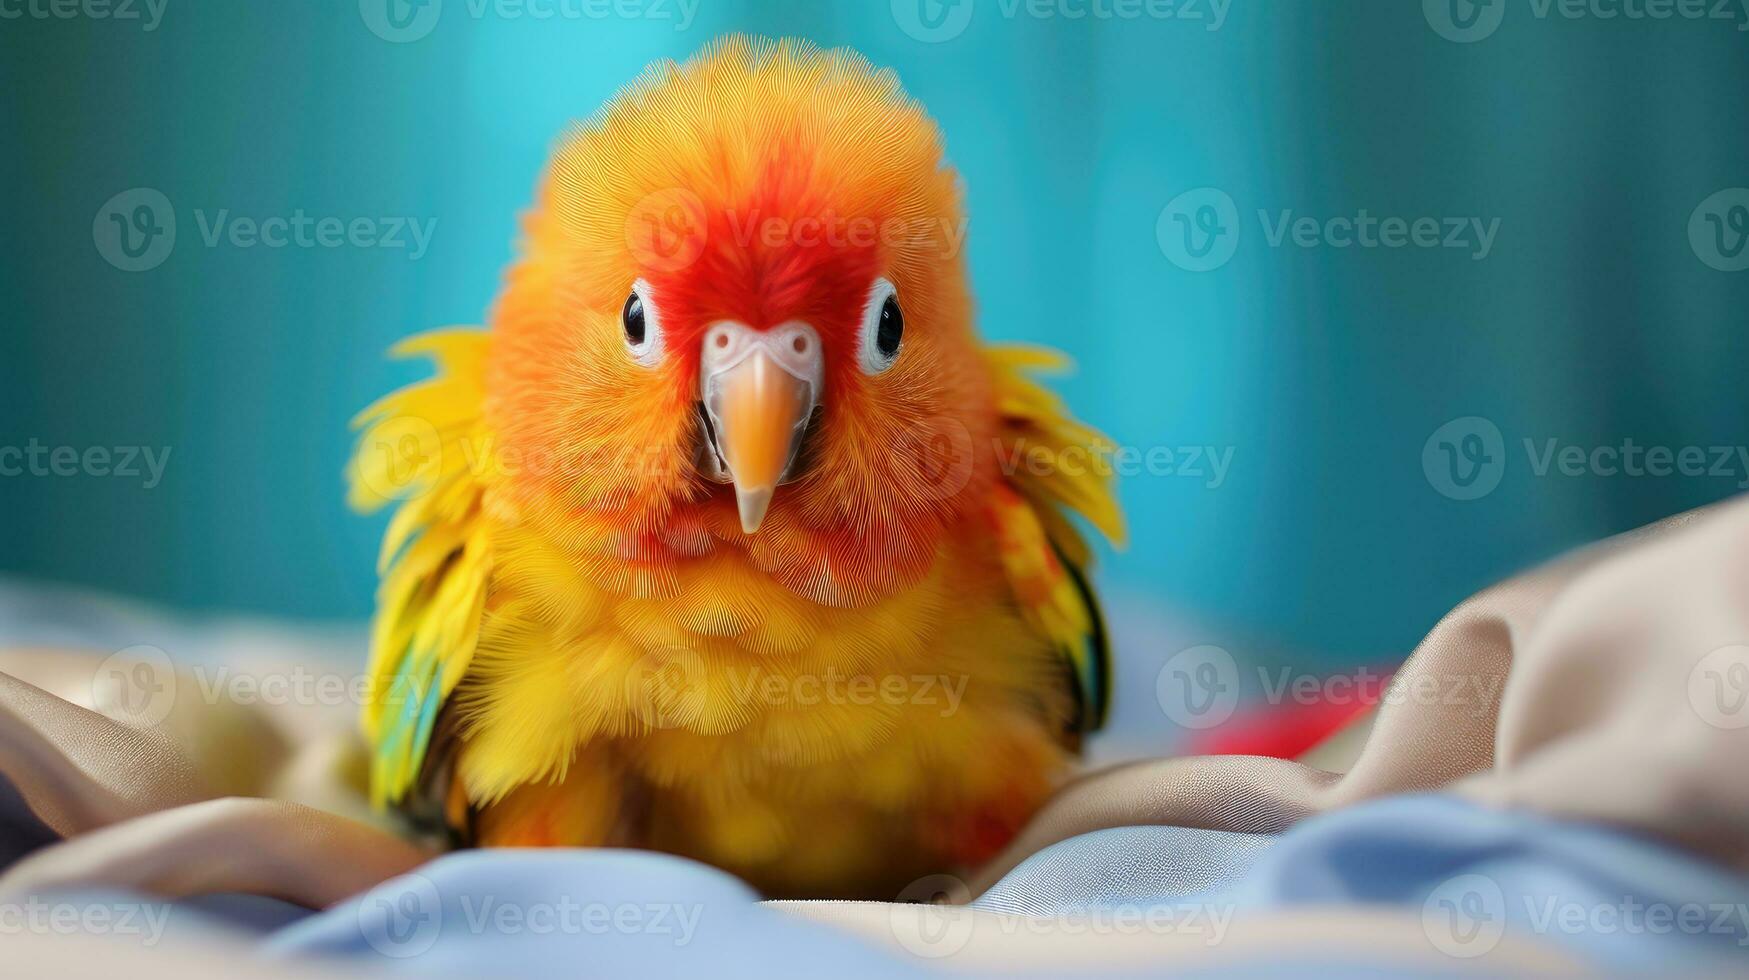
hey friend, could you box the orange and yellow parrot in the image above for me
[348,36,1122,899]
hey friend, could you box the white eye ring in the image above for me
[624,277,664,368]
[856,277,902,375]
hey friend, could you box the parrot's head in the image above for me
[489,37,994,594]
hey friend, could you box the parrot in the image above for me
[347,36,1123,900]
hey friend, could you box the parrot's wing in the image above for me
[984,344,1126,734]
[348,329,493,810]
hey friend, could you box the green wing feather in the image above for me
[348,329,493,808]
[984,344,1125,734]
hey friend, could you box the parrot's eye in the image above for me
[856,277,903,375]
[623,294,645,344]
[623,279,663,367]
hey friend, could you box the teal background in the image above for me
[3,0,1747,666]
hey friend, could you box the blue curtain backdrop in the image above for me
[2,0,1746,668]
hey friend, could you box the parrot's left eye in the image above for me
[856,278,903,375]
[622,279,664,367]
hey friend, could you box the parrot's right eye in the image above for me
[856,277,903,375]
[622,279,663,367]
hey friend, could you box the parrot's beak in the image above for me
[698,322,824,534]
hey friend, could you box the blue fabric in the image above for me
[981,796,1749,971]
[11,790,1749,975]
[264,849,918,979]
[974,824,1277,916]
[269,795,1749,974]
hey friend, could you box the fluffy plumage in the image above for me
[348,36,1122,898]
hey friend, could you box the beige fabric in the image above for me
[0,796,430,908]
[0,498,1746,972]
[776,902,1583,974]
[968,505,1736,891]
[0,669,207,838]
[0,656,430,908]
[4,933,372,980]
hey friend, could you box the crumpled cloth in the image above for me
[4,497,1749,974]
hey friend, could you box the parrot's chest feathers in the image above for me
[450,526,1076,891]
